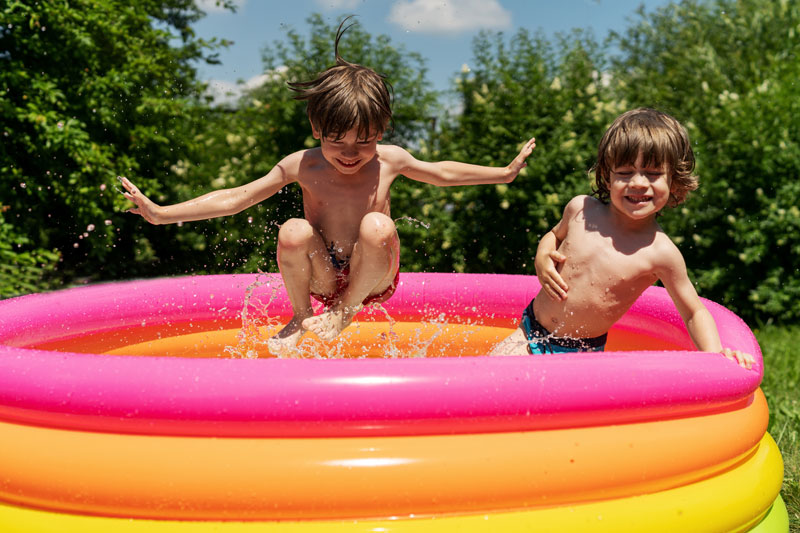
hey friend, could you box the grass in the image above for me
[756,325,800,531]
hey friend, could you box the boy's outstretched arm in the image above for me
[120,156,297,225]
[659,246,755,369]
[393,137,535,186]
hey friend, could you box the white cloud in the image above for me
[203,72,273,107]
[388,0,512,34]
[196,0,247,14]
[314,0,363,9]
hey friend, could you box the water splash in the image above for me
[221,271,474,360]
[223,271,288,359]
[394,215,431,230]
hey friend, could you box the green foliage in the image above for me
[0,0,230,287]
[608,0,800,322]
[394,28,618,273]
[0,211,60,297]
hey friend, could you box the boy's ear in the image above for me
[310,121,321,140]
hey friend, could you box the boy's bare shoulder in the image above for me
[277,148,323,177]
[651,230,687,273]
[376,144,415,169]
[283,147,321,164]
[567,194,596,207]
[376,144,408,156]
[563,194,601,217]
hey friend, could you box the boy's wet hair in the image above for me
[289,16,393,141]
[591,108,698,208]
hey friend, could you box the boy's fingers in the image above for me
[554,278,568,294]
[118,176,140,196]
[721,348,754,369]
[736,350,754,369]
[544,281,565,301]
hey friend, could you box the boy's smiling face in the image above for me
[312,125,383,175]
[607,152,673,221]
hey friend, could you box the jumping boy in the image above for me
[491,108,752,368]
[121,19,536,355]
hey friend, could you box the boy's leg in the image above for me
[489,327,531,356]
[268,218,336,355]
[303,212,399,341]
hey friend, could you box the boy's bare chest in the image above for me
[301,168,392,207]
[559,224,659,290]
[297,169,395,243]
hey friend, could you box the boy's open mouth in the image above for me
[336,158,361,168]
[625,194,652,203]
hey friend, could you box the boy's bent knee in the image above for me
[277,218,315,249]
[359,212,396,245]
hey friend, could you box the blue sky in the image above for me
[192,0,672,103]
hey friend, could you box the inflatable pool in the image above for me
[0,273,787,532]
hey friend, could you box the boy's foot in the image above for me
[267,316,308,356]
[302,304,362,342]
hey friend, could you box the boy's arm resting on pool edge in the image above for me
[658,245,755,369]
[120,156,297,225]
[390,138,536,186]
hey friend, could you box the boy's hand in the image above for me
[505,137,536,181]
[118,176,162,224]
[535,250,568,301]
[721,348,755,370]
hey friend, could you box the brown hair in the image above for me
[288,16,393,141]
[591,107,698,208]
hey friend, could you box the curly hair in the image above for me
[591,108,698,209]
[288,16,393,141]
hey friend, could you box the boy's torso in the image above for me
[535,196,670,338]
[292,146,399,257]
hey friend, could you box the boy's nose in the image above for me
[629,172,648,186]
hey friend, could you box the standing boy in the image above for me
[491,108,752,368]
[122,20,535,355]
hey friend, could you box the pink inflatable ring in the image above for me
[0,273,762,438]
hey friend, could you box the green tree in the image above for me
[0,211,59,297]
[0,0,231,293]
[400,28,617,273]
[609,0,800,323]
